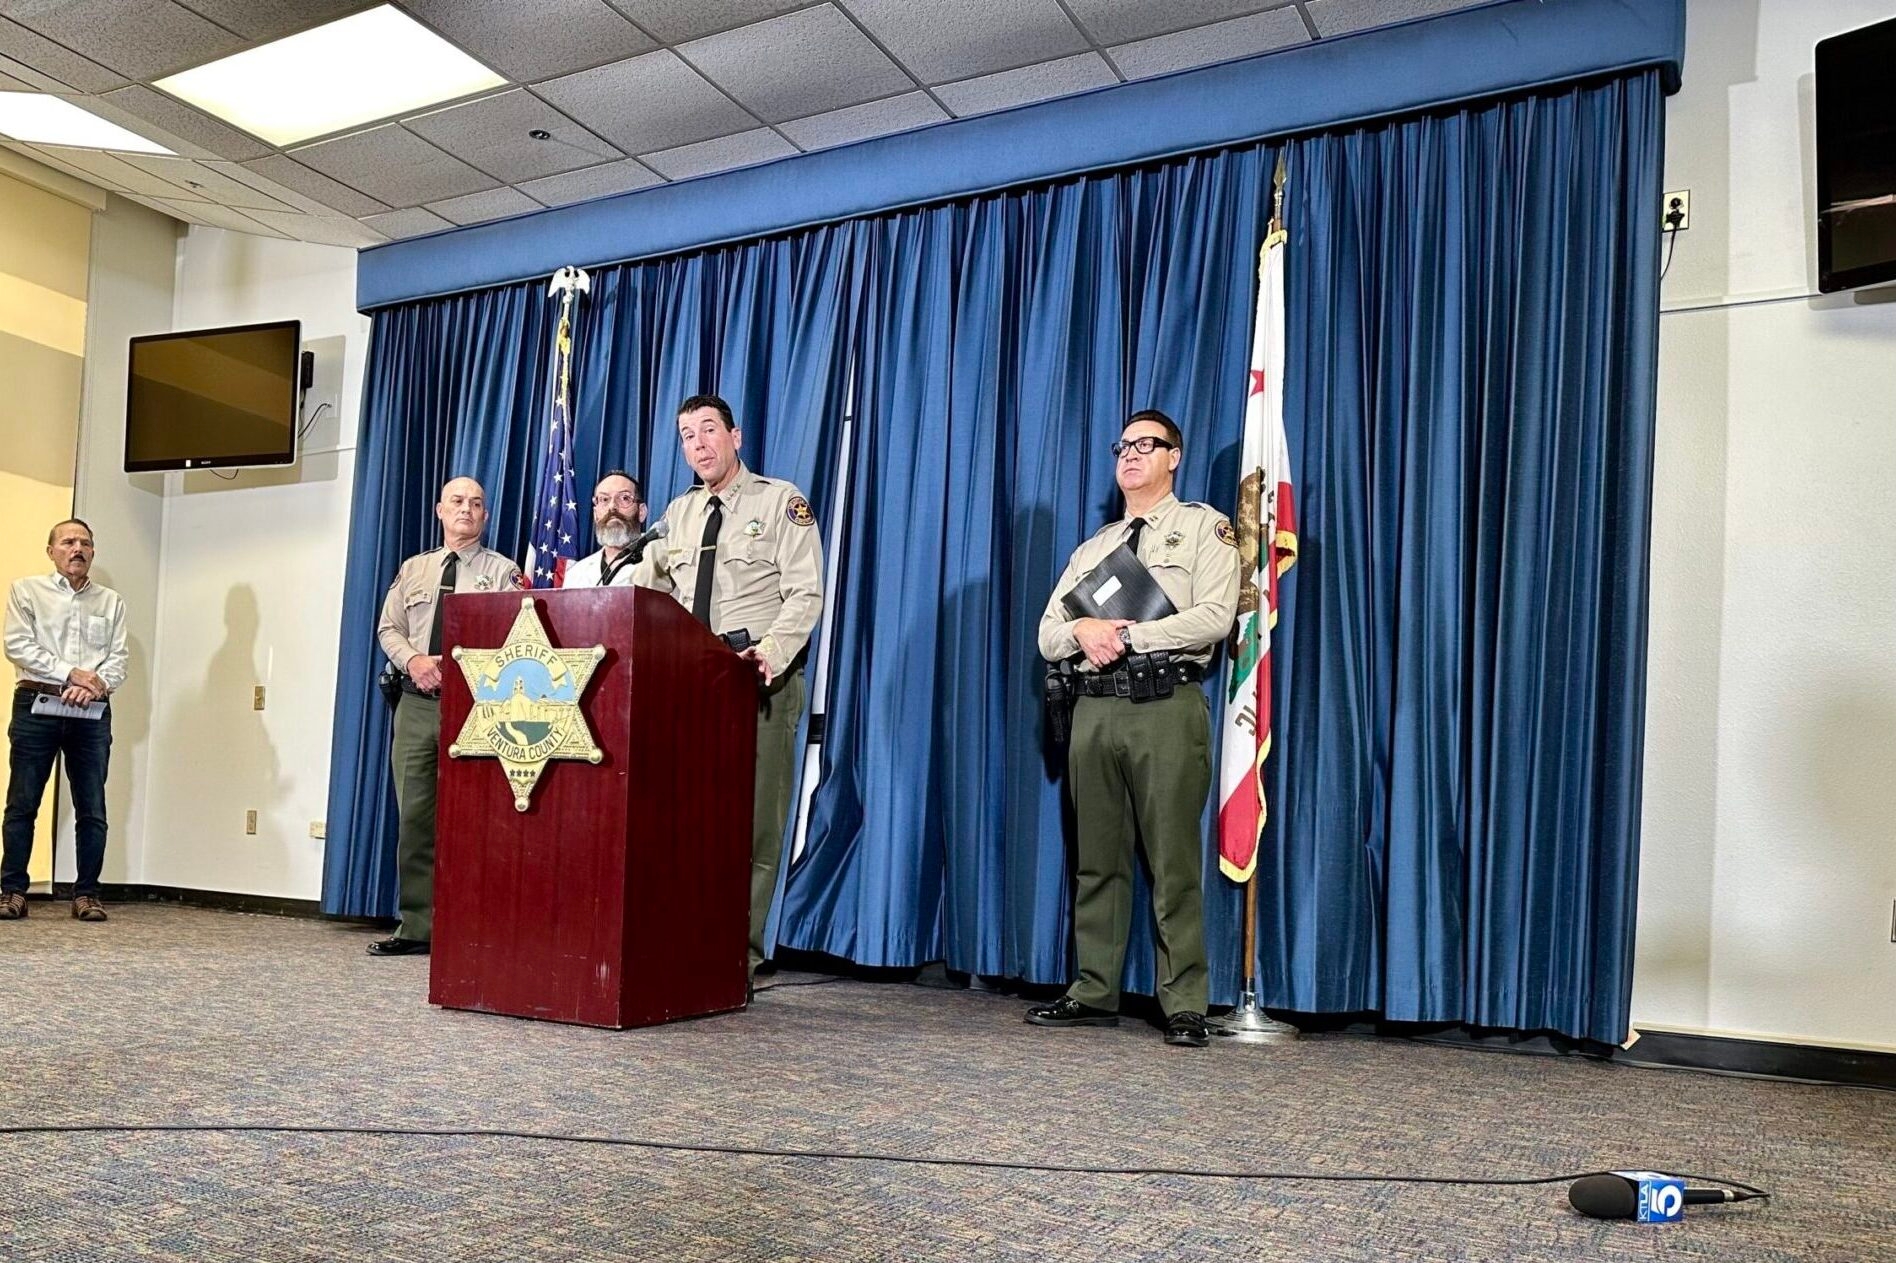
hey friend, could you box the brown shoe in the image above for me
[71,895,108,922]
[0,892,25,919]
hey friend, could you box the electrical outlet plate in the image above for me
[244,809,258,835]
[1663,189,1690,231]
[253,685,265,711]
[310,821,326,840]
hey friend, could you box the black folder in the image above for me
[1060,543,1178,621]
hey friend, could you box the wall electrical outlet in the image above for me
[1662,190,1690,232]
[253,685,266,710]
[310,821,326,840]
[245,809,258,835]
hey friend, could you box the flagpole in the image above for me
[1215,155,1298,1046]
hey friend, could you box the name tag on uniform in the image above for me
[31,693,105,721]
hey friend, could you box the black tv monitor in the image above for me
[125,320,301,471]
[1817,17,1896,293]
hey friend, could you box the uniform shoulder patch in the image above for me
[1214,518,1237,547]
[785,494,815,527]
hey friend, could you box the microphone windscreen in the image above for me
[649,520,668,540]
[1569,1174,1638,1220]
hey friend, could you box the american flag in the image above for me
[525,287,580,587]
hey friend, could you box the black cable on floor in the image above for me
[0,1123,1771,1199]
[752,975,852,993]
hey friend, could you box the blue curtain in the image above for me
[321,234,856,917]
[326,70,1663,1045]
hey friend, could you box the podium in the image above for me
[430,586,757,1028]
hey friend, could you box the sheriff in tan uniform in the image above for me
[370,475,521,956]
[1027,410,1238,1048]
[635,394,823,980]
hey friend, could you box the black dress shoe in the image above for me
[1025,996,1119,1028]
[367,937,430,957]
[1164,1011,1210,1047]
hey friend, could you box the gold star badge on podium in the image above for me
[448,598,605,811]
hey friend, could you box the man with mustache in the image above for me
[367,476,521,957]
[635,394,823,987]
[1,518,127,923]
[565,470,647,588]
[1025,410,1238,1048]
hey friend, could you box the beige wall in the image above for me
[0,166,92,885]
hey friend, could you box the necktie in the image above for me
[426,551,459,657]
[691,496,723,625]
[1124,516,1148,558]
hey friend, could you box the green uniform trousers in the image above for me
[390,692,441,943]
[751,666,805,975]
[1065,686,1211,1017]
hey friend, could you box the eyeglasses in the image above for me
[1111,436,1178,458]
[591,492,643,508]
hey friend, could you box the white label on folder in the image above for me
[1091,575,1122,606]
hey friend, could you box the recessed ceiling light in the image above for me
[154,5,506,147]
[0,93,174,154]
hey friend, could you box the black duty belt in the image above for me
[1073,659,1204,698]
[398,680,440,699]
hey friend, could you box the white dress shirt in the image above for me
[563,547,639,589]
[5,573,129,692]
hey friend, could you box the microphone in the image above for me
[626,519,668,563]
[1569,1173,1764,1221]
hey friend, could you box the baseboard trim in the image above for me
[64,883,328,920]
[1619,1029,1895,1090]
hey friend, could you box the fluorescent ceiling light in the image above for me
[154,5,506,147]
[0,93,173,154]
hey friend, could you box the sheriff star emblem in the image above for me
[449,598,605,811]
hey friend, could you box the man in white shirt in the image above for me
[564,470,647,589]
[1,519,128,922]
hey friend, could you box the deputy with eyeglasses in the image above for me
[1026,410,1238,1048]
[566,470,647,588]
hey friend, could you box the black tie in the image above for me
[1124,517,1148,559]
[426,551,458,657]
[691,496,723,625]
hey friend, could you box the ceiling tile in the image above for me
[235,207,389,247]
[425,185,541,225]
[536,49,758,155]
[1304,0,1487,37]
[291,125,498,207]
[403,0,656,82]
[6,0,245,81]
[640,126,794,180]
[778,90,946,151]
[9,142,126,191]
[111,154,298,211]
[27,144,197,196]
[360,206,455,240]
[681,5,913,125]
[515,155,663,206]
[1063,0,1289,46]
[173,0,375,42]
[0,65,31,89]
[1110,8,1308,79]
[933,52,1116,117]
[72,91,224,161]
[604,0,811,44]
[0,16,125,91]
[239,153,390,217]
[95,85,271,161]
[130,194,291,237]
[841,0,1088,84]
[403,89,621,184]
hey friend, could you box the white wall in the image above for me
[134,230,368,898]
[1634,0,1896,1050]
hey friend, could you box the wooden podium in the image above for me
[430,587,756,1028]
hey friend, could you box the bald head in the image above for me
[436,476,489,550]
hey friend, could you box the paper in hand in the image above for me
[30,693,105,721]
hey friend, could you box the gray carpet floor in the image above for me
[2,903,1891,1262]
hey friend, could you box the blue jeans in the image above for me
[1,688,112,896]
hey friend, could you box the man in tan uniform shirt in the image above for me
[369,475,521,956]
[634,394,823,982]
[1026,410,1239,1047]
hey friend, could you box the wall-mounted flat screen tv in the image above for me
[125,320,301,471]
[1817,17,1896,293]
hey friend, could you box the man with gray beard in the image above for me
[565,471,648,588]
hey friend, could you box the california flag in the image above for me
[1217,228,1298,883]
